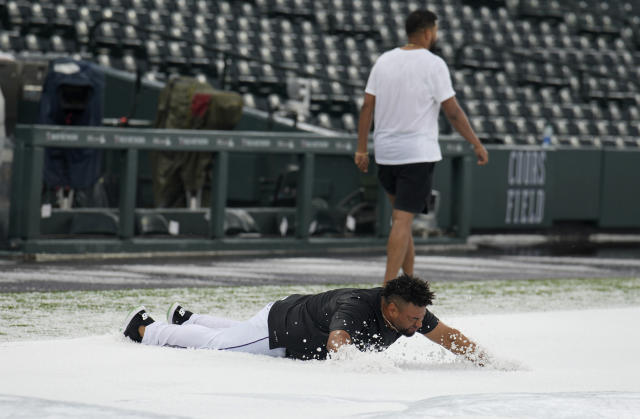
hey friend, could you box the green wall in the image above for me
[599,149,640,228]
[468,146,639,231]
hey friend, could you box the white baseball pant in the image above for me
[141,302,286,357]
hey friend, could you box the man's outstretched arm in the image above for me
[424,321,487,366]
[327,330,352,353]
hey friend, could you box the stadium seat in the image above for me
[2,0,637,142]
[341,113,356,132]
[24,34,46,53]
[314,112,329,129]
[0,31,23,53]
[3,1,28,29]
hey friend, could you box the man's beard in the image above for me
[429,40,439,53]
[398,327,417,337]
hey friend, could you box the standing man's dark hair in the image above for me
[405,9,438,35]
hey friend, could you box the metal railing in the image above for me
[8,125,476,254]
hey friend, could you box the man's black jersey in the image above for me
[267,287,439,360]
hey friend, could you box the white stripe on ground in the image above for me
[0,255,636,288]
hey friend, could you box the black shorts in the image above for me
[377,162,436,214]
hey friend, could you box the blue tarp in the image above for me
[38,58,104,190]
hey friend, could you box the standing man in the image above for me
[355,9,489,284]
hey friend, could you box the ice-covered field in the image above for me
[1,257,640,418]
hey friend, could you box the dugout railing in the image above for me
[8,125,475,255]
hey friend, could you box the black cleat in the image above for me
[167,302,193,325]
[122,306,154,343]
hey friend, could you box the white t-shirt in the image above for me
[365,48,455,165]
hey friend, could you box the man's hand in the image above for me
[424,321,488,367]
[354,152,369,173]
[474,144,489,166]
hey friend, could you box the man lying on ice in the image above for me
[122,274,487,364]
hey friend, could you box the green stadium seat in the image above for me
[1,0,637,143]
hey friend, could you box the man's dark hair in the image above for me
[405,9,438,36]
[382,274,435,307]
